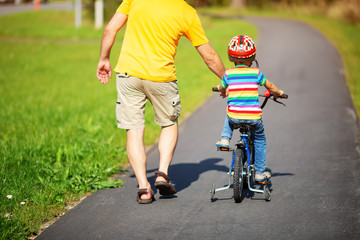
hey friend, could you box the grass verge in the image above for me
[0,10,256,239]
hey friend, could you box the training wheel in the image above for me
[210,184,215,201]
[264,186,271,202]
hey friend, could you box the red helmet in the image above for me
[228,35,256,62]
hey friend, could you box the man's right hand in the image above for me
[97,60,112,84]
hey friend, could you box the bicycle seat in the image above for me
[233,123,254,133]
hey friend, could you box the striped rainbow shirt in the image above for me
[221,65,267,120]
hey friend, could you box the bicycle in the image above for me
[210,88,288,203]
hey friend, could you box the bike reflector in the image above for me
[264,90,271,97]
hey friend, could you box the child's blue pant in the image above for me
[221,115,267,174]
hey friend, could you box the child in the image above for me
[216,35,284,182]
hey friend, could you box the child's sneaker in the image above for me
[216,139,230,151]
[255,171,271,183]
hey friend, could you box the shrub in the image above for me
[327,0,360,24]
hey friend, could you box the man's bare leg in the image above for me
[126,128,151,200]
[156,123,178,181]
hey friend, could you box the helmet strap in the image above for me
[249,59,259,68]
[254,59,259,68]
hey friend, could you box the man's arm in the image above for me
[195,43,225,80]
[97,12,128,84]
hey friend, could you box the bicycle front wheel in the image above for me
[233,147,244,203]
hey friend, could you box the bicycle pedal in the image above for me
[255,180,266,184]
[217,147,230,151]
[255,179,271,185]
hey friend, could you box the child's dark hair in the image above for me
[234,60,253,66]
[234,59,259,68]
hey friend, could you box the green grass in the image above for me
[200,6,360,119]
[0,11,102,39]
[0,10,256,239]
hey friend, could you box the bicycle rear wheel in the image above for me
[233,147,244,203]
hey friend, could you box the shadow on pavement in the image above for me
[130,158,229,193]
[128,160,295,200]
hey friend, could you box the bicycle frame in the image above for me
[211,124,270,201]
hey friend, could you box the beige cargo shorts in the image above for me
[116,73,181,129]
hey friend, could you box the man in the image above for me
[96,0,225,204]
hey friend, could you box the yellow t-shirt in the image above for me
[114,0,209,82]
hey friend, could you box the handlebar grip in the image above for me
[279,94,288,99]
[212,87,220,92]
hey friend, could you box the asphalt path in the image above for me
[37,17,360,239]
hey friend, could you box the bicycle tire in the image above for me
[210,184,215,201]
[233,147,244,203]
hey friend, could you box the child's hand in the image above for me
[217,84,227,98]
[274,90,284,99]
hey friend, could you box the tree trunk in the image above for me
[230,0,246,9]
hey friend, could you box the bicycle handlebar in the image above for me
[212,87,288,108]
[259,90,288,108]
[212,87,220,92]
[278,93,288,99]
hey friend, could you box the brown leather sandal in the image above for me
[154,170,177,195]
[136,188,155,204]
